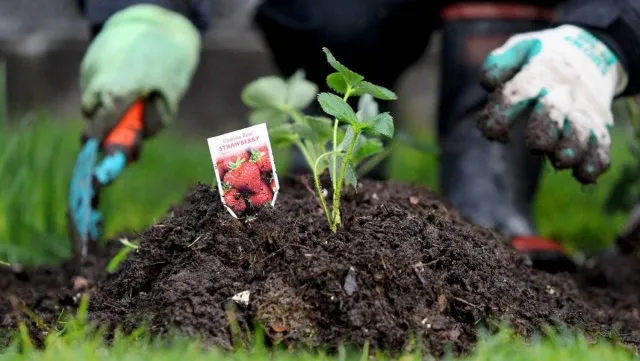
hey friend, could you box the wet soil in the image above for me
[0,239,121,347]
[4,177,640,357]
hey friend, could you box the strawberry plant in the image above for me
[241,47,397,232]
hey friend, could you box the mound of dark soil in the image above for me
[577,218,640,328]
[86,177,640,356]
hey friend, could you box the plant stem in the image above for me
[331,129,360,227]
[328,90,353,230]
[332,118,339,189]
[295,139,332,228]
[312,154,334,231]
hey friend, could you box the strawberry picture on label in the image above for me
[223,161,263,193]
[216,152,249,178]
[250,146,272,172]
[208,123,280,219]
[249,183,273,208]
[223,188,247,215]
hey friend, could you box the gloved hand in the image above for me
[478,24,629,184]
[81,3,201,138]
[70,4,201,244]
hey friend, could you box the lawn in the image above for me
[0,113,638,360]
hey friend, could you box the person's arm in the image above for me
[555,0,640,96]
[67,2,205,258]
[77,0,212,35]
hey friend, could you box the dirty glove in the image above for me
[479,24,628,184]
[70,4,201,244]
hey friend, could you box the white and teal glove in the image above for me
[479,24,629,184]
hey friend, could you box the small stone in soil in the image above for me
[72,276,89,291]
[232,290,250,306]
[344,267,357,296]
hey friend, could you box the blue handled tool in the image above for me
[67,100,144,273]
[67,138,100,264]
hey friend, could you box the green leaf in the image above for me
[338,126,358,152]
[305,116,334,143]
[241,76,288,109]
[364,112,394,138]
[352,81,398,100]
[337,127,383,167]
[268,124,297,148]
[291,123,315,140]
[356,94,379,122]
[336,125,348,145]
[119,237,139,249]
[106,246,133,273]
[248,108,289,126]
[317,93,358,125]
[287,70,318,109]
[329,154,358,188]
[322,47,364,87]
[326,72,348,94]
[353,137,383,164]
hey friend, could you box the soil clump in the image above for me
[81,177,640,356]
[0,240,121,347]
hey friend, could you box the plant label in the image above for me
[207,123,279,219]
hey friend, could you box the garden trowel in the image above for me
[67,99,145,274]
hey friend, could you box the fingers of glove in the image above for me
[478,93,537,143]
[94,150,128,186]
[573,129,612,184]
[554,105,613,183]
[481,37,541,90]
[523,88,573,154]
[524,101,561,154]
[479,78,547,144]
[550,119,585,169]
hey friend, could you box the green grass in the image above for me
[0,306,635,361]
[1,117,639,360]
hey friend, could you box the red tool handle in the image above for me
[103,100,144,149]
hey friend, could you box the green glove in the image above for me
[80,4,201,135]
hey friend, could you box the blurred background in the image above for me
[0,0,438,134]
[0,0,638,265]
